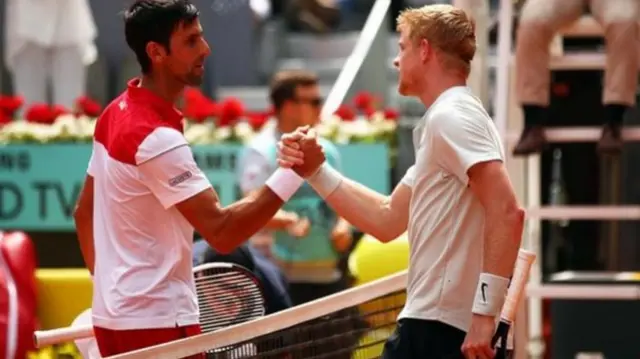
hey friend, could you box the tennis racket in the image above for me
[491,249,536,358]
[193,262,266,333]
[193,262,266,358]
[34,262,267,348]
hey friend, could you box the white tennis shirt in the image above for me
[398,86,505,332]
[89,80,212,330]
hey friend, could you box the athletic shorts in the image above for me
[93,324,205,358]
[381,318,466,359]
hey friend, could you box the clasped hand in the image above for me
[277,126,325,177]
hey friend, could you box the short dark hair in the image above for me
[124,0,199,73]
[269,70,319,111]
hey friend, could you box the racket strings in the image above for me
[198,301,264,332]
[194,267,266,335]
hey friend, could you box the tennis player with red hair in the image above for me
[278,5,525,359]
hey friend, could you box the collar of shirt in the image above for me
[126,78,184,129]
[259,122,282,140]
[273,126,283,140]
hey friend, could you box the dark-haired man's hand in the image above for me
[277,127,325,178]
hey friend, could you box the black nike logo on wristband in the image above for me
[481,282,488,303]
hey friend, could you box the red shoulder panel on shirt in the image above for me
[93,92,183,166]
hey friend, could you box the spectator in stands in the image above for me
[513,0,639,155]
[3,0,97,111]
[237,70,354,306]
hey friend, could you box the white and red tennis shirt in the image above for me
[88,79,212,330]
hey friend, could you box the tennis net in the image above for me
[206,290,404,359]
[108,271,408,359]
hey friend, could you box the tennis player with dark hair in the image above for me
[277,5,525,359]
[72,0,325,357]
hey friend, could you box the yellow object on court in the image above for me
[348,233,409,286]
[36,269,93,330]
[352,327,394,359]
[348,232,409,353]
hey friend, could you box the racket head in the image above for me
[193,262,266,333]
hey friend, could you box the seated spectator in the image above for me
[513,0,639,155]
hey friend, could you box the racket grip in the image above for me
[500,250,536,322]
[491,249,536,357]
[492,321,510,359]
[491,320,509,347]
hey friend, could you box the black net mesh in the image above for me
[205,290,406,359]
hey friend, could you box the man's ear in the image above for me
[146,41,167,65]
[419,38,431,63]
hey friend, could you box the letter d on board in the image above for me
[0,182,23,220]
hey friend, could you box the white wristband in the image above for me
[307,163,343,199]
[472,273,510,317]
[265,168,304,202]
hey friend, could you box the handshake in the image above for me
[276,126,326,178]
[273,126,352,252]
